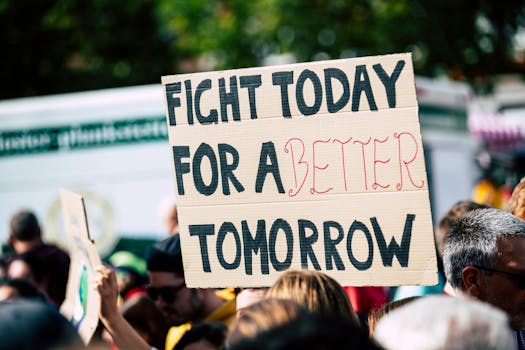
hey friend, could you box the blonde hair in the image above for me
[506,177,525,220]
[227,298,308,345]
[266,270,359,326]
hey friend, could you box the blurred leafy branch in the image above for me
[1,0,524,99]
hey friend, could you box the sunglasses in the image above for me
[473,265,525,289]
[145,284,186,303]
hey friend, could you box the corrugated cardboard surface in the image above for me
[162,53,437,288]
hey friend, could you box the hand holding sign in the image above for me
[95,264,119,322]
[95,264,151,350]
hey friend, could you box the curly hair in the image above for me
[506,176,525,220]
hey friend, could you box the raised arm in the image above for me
[95,264,152,350]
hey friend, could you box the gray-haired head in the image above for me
[443,208,525,289]
[374,295,516,350]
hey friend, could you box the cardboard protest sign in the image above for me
[162,53,437,288]
[59,189,101,345]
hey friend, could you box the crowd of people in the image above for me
[1,176,525,349]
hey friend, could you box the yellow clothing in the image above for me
[215,287,236,300]
[165,323,191,350]
[165,297,236,350]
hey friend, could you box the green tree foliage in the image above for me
[0,0,173,99]
[155,0,278,69]
[1,0,524,99]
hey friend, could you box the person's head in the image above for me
[229,312,382,350]
[173,322,227,350]
[8,210,42,252]
[6,255,46,290]
[373,295,516,350]
[227,298,309,346]
[0,278,47,302]
[436,200,489,256]
[367,296,420,337]
[506,176,525,220]
[0,299,84,349]
[443,207,525,329]
[266,269,359,326]
[146,235,216,326]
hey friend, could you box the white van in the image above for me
[0,84,174,256]
[0,77,481,256]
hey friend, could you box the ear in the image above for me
[461,266,483,298]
